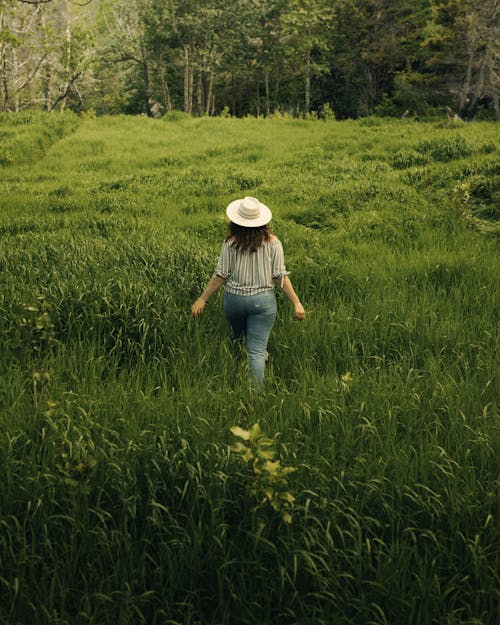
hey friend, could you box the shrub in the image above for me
[162,110,191,122]
[320,102,336,120]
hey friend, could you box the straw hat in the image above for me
[226,196,272,227]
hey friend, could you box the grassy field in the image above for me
[0,111,499,625]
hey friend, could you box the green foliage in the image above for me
[230,423,296,524]
[0,114,498,625]
[3,0,498,118]
[43,398,99,489]
[320,102,335,120]
[15,295,58,358]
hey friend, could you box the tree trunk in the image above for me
[44,63,52,110]
[0,10,8,111]
[275,66,281,113]
[493,94,500,120]
[466,51,487,119]
[1,57,7,111]
[305,47,311,115]
[12,46,19,111]
[143,60,152,116]
[159,61,172,112]
[183,45,190,113]
[264,66,270,117]
[50,71,80,111]
[458,31,475,117]
[231,72,236,115]
[60,4,72,111]
[197,66,203,115]
[188,61,194,114]
[40,9,51,110]
[206,69,214,115]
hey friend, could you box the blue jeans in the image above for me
[223,290,277,385]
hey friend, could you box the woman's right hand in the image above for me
[294,302,305,321]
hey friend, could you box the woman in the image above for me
[191,196,305,385]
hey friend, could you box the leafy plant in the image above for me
[16,295,57,356]
[230,423,296,524]
[44,399,98,489]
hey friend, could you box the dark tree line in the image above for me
[1,0,498,119]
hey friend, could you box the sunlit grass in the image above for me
[0,112,498,625]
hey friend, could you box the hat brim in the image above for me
[226,199,272,227]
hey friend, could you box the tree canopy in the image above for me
[0,0,498,118]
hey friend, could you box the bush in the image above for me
[320,102,336,120]
[162,110,191,122]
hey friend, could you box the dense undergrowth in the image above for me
[0,112,498,625]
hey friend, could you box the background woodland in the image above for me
[1,1,499,119]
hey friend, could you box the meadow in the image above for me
[0,111,498,625]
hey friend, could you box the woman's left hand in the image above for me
[191,298,206,317]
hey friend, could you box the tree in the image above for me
[0,0,96,111]
[48,0,96,111]
[282,0,332,115]
[325,0,432,117]
[101,0,158,115]
[422,0,500,119]
[1,0,497,119]
[0,0,45,111]
[246,0,288,116]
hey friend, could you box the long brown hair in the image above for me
[226,222,272,253]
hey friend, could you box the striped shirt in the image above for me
[214,236,289,296]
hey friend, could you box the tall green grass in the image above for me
[0,113,498,625]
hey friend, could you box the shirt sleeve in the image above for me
[271,238,289,285]
[214,240,231,279]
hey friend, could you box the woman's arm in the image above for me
[276,275,305,320]
[191,275,225,317]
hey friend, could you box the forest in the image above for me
[1,0,499,120]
